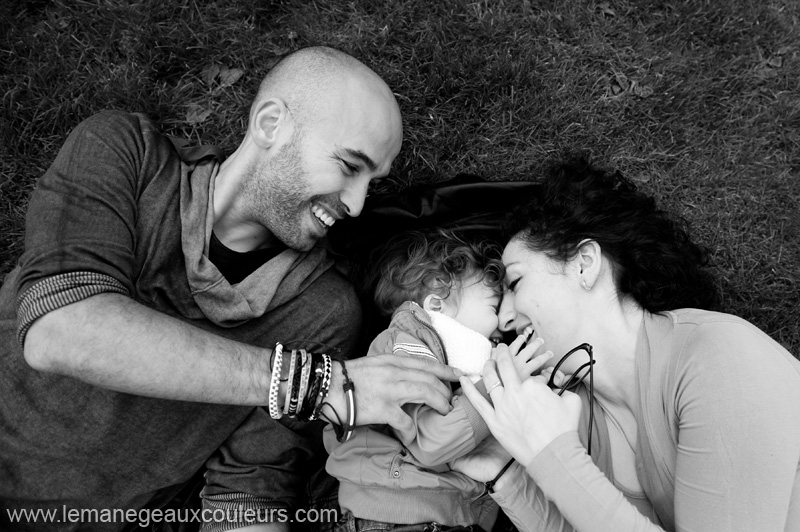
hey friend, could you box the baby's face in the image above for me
[448,279,502,343]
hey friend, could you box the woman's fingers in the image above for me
[459,376,497,423]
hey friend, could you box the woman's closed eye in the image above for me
[507,278,520,293]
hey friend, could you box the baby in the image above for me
[325,228,549,532]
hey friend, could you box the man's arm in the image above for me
[24,292,461,423]
[24,292,270,404]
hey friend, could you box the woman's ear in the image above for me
[250,98,293,149]
[422,293,445,313]
[576,239,602,290]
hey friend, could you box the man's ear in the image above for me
[422,293,445,313]
[576,239,602,290]
[250,98,292,149]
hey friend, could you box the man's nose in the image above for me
[498,293,517,332]
[341,176,371,218]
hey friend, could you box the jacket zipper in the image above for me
[409,307,449,366]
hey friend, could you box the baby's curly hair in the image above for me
[504,154,719,313]
[372,228,504,317]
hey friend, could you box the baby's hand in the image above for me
[492,326,553,380]
[541,366,568,388]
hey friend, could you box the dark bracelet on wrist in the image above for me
[485,458,515,494]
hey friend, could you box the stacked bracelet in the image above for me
[309,354,333,422]
[268,343,284,419]
[283,349,297,416]
[266,343,338,423]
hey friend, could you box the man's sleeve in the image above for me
[14,111,157,345]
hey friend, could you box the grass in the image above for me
[1,0,798,355]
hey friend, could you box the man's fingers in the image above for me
[395,377,453,415]
[381,354,463,381]
[383,407,415,434]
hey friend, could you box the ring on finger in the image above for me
[487,381,503,393]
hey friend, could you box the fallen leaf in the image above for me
[597,2,616,16]
[522,0,532,14]
[755,64,778,79]
[287,30,298,41]
[633,84,654,97]
[766,56,783,68]
[614,72,630,91]
[202,64,220,86]
[219,67,244,88]
[186,104,213,124]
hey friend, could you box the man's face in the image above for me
[244,90,402,252]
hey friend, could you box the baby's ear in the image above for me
[422,293,444,313]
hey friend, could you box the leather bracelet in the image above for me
[485,458,515,494]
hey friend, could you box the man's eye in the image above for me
[341,161,358,175]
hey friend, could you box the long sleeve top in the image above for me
[491,309,800,532]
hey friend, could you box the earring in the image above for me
[581,280,591,291]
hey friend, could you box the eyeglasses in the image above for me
[547,343,596,455]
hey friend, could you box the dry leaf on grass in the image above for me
[186,104,213,124]
[219,67,244,88]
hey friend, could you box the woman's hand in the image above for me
[462,346,582,466]
[497,326,553,380]
[450,435,512,482]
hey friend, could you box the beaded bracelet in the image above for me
[268,343,284,419]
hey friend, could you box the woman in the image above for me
[456,156,800,531]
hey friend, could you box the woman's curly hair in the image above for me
[504,155,719,313]
[372,228,504,317]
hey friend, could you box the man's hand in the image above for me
[325,354,463,433]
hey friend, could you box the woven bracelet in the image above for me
[268,343,284,419]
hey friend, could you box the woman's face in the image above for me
[499,237,584,361]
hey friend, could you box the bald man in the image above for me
[0,47,460,531]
